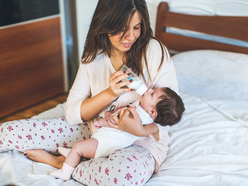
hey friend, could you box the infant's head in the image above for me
[139,87,185,126]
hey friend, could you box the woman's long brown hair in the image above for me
[82,0,168,82]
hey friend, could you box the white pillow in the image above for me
[172,50,248,100]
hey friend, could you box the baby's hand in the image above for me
[104,111,113,118]
[93,121,102,129]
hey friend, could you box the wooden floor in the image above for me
[0,93,68,123]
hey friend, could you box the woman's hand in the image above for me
[78,70,133,122]
[107,107,147,136]
[108,107,160,137]
[106,70,133,97]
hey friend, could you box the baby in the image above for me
[50,87,185,180]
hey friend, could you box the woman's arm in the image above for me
[79,88,117,122]
[80,70,134,121]
[65,65,133,124]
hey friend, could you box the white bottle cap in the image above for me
[136,84,148,96]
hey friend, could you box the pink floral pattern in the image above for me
[0,118,155,185]
[73,145,155,186]
[0,117,91,152]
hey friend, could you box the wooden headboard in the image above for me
[155,2,248,54]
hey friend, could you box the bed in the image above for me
[1,1,248,186]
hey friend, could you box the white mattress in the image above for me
[146,93,248,186]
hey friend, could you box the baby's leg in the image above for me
[66,138,98,167]
[50,138,98,181]
[58,146,71,157]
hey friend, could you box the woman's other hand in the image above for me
[107,70,133,97]
[107,107,145,136]
[108,107,159,137]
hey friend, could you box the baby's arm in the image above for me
[152,129,160,141]
[141,123,159,141]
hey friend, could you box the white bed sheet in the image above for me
[146,93,248,186]
[1,92,247,186]
[145,50,248,186]
[1,50,248,186]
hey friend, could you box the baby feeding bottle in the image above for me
[119,64,148,96]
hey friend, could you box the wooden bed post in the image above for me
[155,2,168,40]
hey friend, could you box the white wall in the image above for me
[59,0,69,91]
[146,0,169,33]
[75,0,98,63]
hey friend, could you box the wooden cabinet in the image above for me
[0,0,66,118]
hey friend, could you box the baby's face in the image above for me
[139,88,165,111]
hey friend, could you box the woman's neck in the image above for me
[110,50,126,70]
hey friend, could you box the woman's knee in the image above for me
[72,145,155,185]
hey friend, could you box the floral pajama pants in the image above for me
[0,117,91,152]
[0,117,155,186]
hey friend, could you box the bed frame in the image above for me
[155,2,248,54]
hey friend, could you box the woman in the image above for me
[0,0,178,185]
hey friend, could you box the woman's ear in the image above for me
[147,109,158,120]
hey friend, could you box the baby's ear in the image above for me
[148,109,158,120]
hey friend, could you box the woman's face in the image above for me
[108,11,141,55]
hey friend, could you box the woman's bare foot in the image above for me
[23,149,65,169]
